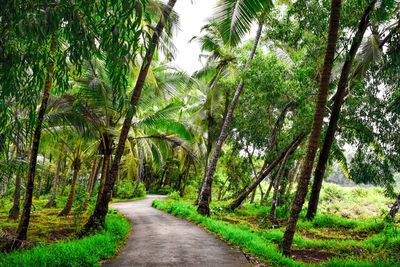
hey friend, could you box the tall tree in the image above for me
[198,0,273,215]
[306,0,377,220]
[83,0,178,232]
[282,0,342,254]
[14,36,57,246]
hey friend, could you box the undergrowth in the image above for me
[0,209,130,267]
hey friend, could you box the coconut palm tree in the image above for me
[83,0,179,232]
[197,0,273,216]
[282,0,342,255]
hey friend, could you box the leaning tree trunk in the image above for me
[198,22,264,216]
[230,132,305,210]
[306,0,377,220]
[12,37,57,247]
[45,144,65,208]
[82,0,178,233]
[59,157,81,216]
[389,193,400,221]
[282,0,341,255]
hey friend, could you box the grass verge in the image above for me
[153,199,396,267]
[0,209,130,267]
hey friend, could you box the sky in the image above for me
[170,0,217,74]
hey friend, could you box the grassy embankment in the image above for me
[0,194,131,266]
[153,183,400,267]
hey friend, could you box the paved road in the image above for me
[103,195,250,267]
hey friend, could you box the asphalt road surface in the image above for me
[103,195,251,267]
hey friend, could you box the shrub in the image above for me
[132,182,146,198]
[351,187,369,198]
[168,191,181,200]
[321,184,345,203]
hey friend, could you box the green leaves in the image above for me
[214,0,273,47]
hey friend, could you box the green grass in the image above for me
[0,209,130,267]
[111,195,147,203]
[153,199,398,267]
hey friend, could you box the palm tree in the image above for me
[45,143,65,208]
[83,0,179,232]
[282,0,342,255]
[306,0,377,220]
[197,0,273,215]
[15,36,57,245]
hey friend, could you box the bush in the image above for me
[321,184,345,203]
[115,179,146,199]
[351,187,369,198]
[132,182,146,198]
[168,191,181,200]
[116,179,135,199]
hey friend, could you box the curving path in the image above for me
[103,195,251,267]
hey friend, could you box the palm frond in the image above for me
[214,0,272,47]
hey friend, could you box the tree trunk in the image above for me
[389,193,400,221]
[259,184,264,204]
[90,156,103,195]
[198,22,264,216]
[44,153,52,194]
[96,149,111,207]
[285,160,302,200]
[8,169,22,220]
[263,174,275,204]
[35,154,46,199]
[45,144,64,208]
[59,157,81,216]
[230,132,305,210]
[277,168,290,206]
[282,0,341,255]
[13,37,57,246]
[8,133,22,220]
[180,164,191,197]
[306,0,377,220]
[159,165,168,189]
[269,151,291,223]
[86,156,98,193]
[82,0,178,233]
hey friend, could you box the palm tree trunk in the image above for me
[90,156,103,195]
[8,169,22,220]
[389,193,400,221]
[13,37,57,245]
[230,132,305,210]
[306,0,377,220]
[45,144,64,208]
[44,153,53,194]
[263,174,275,204]
[83,0,178,232]
[8,131,22,220]
[197,22,264,216]
[35,154,46,199]
[86,156,97,193]
[282,0,341,255]
[269,151,291,223]
[59,157,81,216]
[285,160,302,200]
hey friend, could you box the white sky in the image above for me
[171,0,217,74]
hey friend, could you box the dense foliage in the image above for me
[0,0,399,265]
